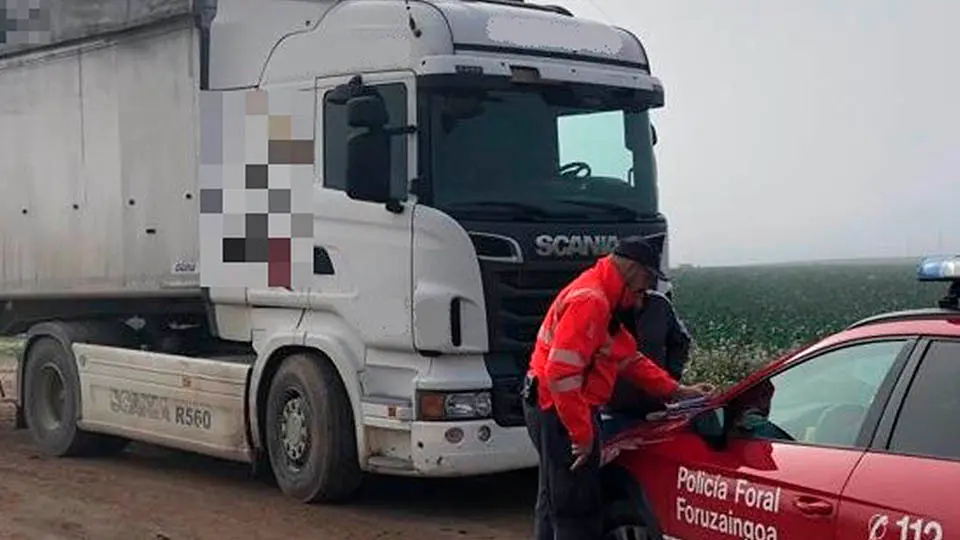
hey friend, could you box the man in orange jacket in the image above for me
[522,236,713,540]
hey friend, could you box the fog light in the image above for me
[445,427,464,444]
[477,425,491,442]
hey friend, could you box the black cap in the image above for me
[613,236,669,281]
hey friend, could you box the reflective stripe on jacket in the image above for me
[527,255,679,446]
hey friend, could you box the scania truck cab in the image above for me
[2,0,669,503]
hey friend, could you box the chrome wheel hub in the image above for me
[280,396,308,463]
[39,365,67,430]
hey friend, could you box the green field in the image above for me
[0,338,20,359]
[0,258,948,386]
[672,258,945,386]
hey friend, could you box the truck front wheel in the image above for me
[265,353,361,504]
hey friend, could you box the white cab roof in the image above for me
[209,0,652,89]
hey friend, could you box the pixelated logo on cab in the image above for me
[1,0,51,45]
[198,88,315,291]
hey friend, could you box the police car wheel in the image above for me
[23,337,129,457]
[604,524,652,540]
[603,498,656,540]
[265,353,362,504]
[603,525,652,540]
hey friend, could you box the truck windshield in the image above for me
[418,81,659,222]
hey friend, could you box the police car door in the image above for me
[834,338,958,540]
[669,338,912,540]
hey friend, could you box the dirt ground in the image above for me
[0,356,533,540]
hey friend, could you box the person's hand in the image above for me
[691,382,717,395]
[673,382,716,400]
[570,439,593,471]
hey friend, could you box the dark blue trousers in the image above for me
[522,390,603,540]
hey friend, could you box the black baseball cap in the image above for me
[613,236,669,281]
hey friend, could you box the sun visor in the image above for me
[435,1,649,71]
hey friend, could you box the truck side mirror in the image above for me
[345,95,391,204]
[346,130,391,204]
[347,95,388,129]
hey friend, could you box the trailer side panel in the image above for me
[0,19,202,300]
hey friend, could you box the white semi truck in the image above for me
[0,0,669,503]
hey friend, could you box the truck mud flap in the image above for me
[0,376,20,426]
[0,374,11,403]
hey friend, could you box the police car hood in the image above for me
[600,401,714,466]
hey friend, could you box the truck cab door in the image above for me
[310,72,415,356]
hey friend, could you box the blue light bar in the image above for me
[917,255,960,282]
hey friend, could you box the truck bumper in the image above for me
[412,420,539,476]
[365,420,538,477]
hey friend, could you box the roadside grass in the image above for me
[673,258,943,388]
[0,338,21,361]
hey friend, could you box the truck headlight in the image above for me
[417,390,493,421]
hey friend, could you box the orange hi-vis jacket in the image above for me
[528,255,679,446]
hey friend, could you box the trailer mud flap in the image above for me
[0,368,14,404]
[0,370,22,428]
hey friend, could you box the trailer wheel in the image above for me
[265,353,361,503]
[23,337,129,457]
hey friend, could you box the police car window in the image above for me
[731,340,907,449]
[322,82,408,198]
[887,340,960,462]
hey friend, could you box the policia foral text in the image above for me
[522,236,714,540]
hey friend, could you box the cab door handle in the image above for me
[793,496,834,516]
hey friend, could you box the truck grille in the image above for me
[481,261,591,427]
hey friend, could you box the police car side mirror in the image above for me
[690,407,729,451]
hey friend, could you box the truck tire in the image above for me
[23,337,129,457]
[265,353,362,503]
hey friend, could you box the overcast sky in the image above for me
[555,0,959,267]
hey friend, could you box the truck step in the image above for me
[366,455,415,472]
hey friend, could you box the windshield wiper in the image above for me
[443,201,586,221]
[556,199,640,221]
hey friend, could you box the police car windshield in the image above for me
[419,81,659,222]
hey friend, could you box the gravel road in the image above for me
[0,356,534,540]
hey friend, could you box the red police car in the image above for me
[599,256,960,540]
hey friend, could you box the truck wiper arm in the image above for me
[556,199,640,220]
[443,200,586,220]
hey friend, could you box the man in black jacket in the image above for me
[602,289,693,438]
